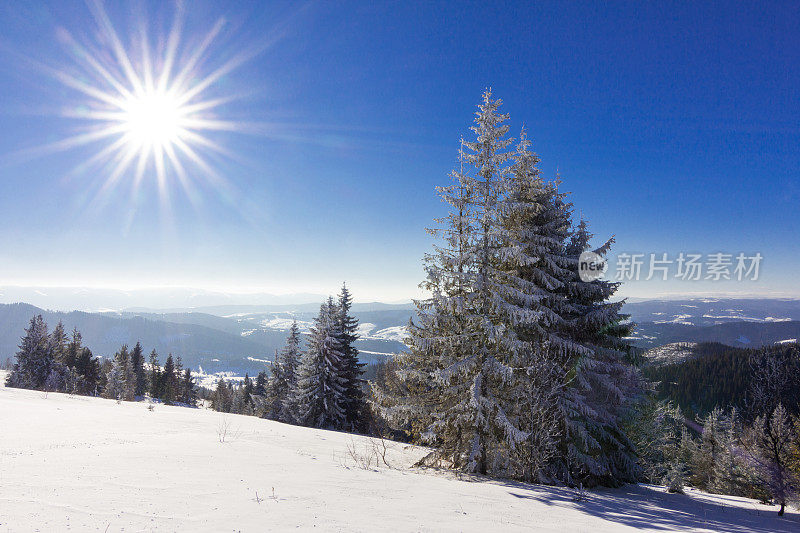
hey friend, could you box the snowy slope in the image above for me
[1,372,797,532]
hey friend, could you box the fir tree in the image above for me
[64,328,82,370]
[130,341,146,397]
[212,377,233,412]
[746,403,799,515]
[558,214,642,486]
[74,347,101,395]
[118,345,135,401]
[291,299,348,429]
[44,322,70,393]
[49,321,68,366]
[388,91,640,486]
[175,356,185,401]
[6,315,53,389]
[162,354,177,404]
[181,368,197,405]
[272,321,301,421]
[148,350,162,398]
[255,371,268,397]
[104,346,131,401]
[394,90,526,475]
[337,283,366,428]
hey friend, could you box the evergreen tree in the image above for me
[712,408,750,496]
[212,377,233,412]
[74,347,101,395]
[130,341,146,397]
[495,129,575,481]
[291,299,348,429]
[387,91,640,486]
[255,371,268,397]
[44,322,70,393]
[181,368,197,405]
[162,354,177,404]
[148,350,162,398]
[175,356,185,402]
[104,346,130,401]
[98,358,113,396]
[559,214,642,486]
[271,321,301,421]
[393,90,527,475]
[692,407,726,489]
[118,345,135,401]
[64,328,82,370]
[49,321,68,366]
[746,403,799,515]
[337,283,366,428]
[242,374,254,407]
[6,315,53,389]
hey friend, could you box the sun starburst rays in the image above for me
[39,1,247,214]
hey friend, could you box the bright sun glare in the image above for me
[122,89,184,150]
[40,2,253,208]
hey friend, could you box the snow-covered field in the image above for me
[1,371,798,532]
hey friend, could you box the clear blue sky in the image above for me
[0,1,797,301]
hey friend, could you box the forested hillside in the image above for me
[644,342,800,419]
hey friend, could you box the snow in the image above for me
[643,343,698,366]
[1,371,797,532]
[259,316,313,333]
[192,368,245,390]
[367,325,407,343]
[776,338,798,345]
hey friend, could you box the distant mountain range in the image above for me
[1,297,799,376]
[0,302,409,375]
[622,298,800,348]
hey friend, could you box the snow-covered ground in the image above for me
[1,372,797,532]
[643,342,698,367]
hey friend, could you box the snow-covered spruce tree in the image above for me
[691,407,726,490]
[181,368,197,405]
[105,345,135,401]
[270,320,301,421]
[376,139,475,446]
[44,321,70,392]
[6,315,53,389]
[255,370,268,397]
[291,298,348,429]
[712,408,752,496]
[621,394,684,486]
[337,283,366,429]
[745,403,800,515]
[122,345,136,401]
[212,377,234,412]
[130,342,146,397]
[175,356,185,402]
[394,90,529,475]
[553,213,642,486]
[104,346,130,401]
[64,328,82,369]
[161,354,177,404]
[74,346,101,395]
[492,129,579,482]
[148,350,162,398]
[492,128,637,484]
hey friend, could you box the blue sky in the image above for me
[0,1,797,301]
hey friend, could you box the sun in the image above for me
[121,89,185,151]
[37,2,255,209]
